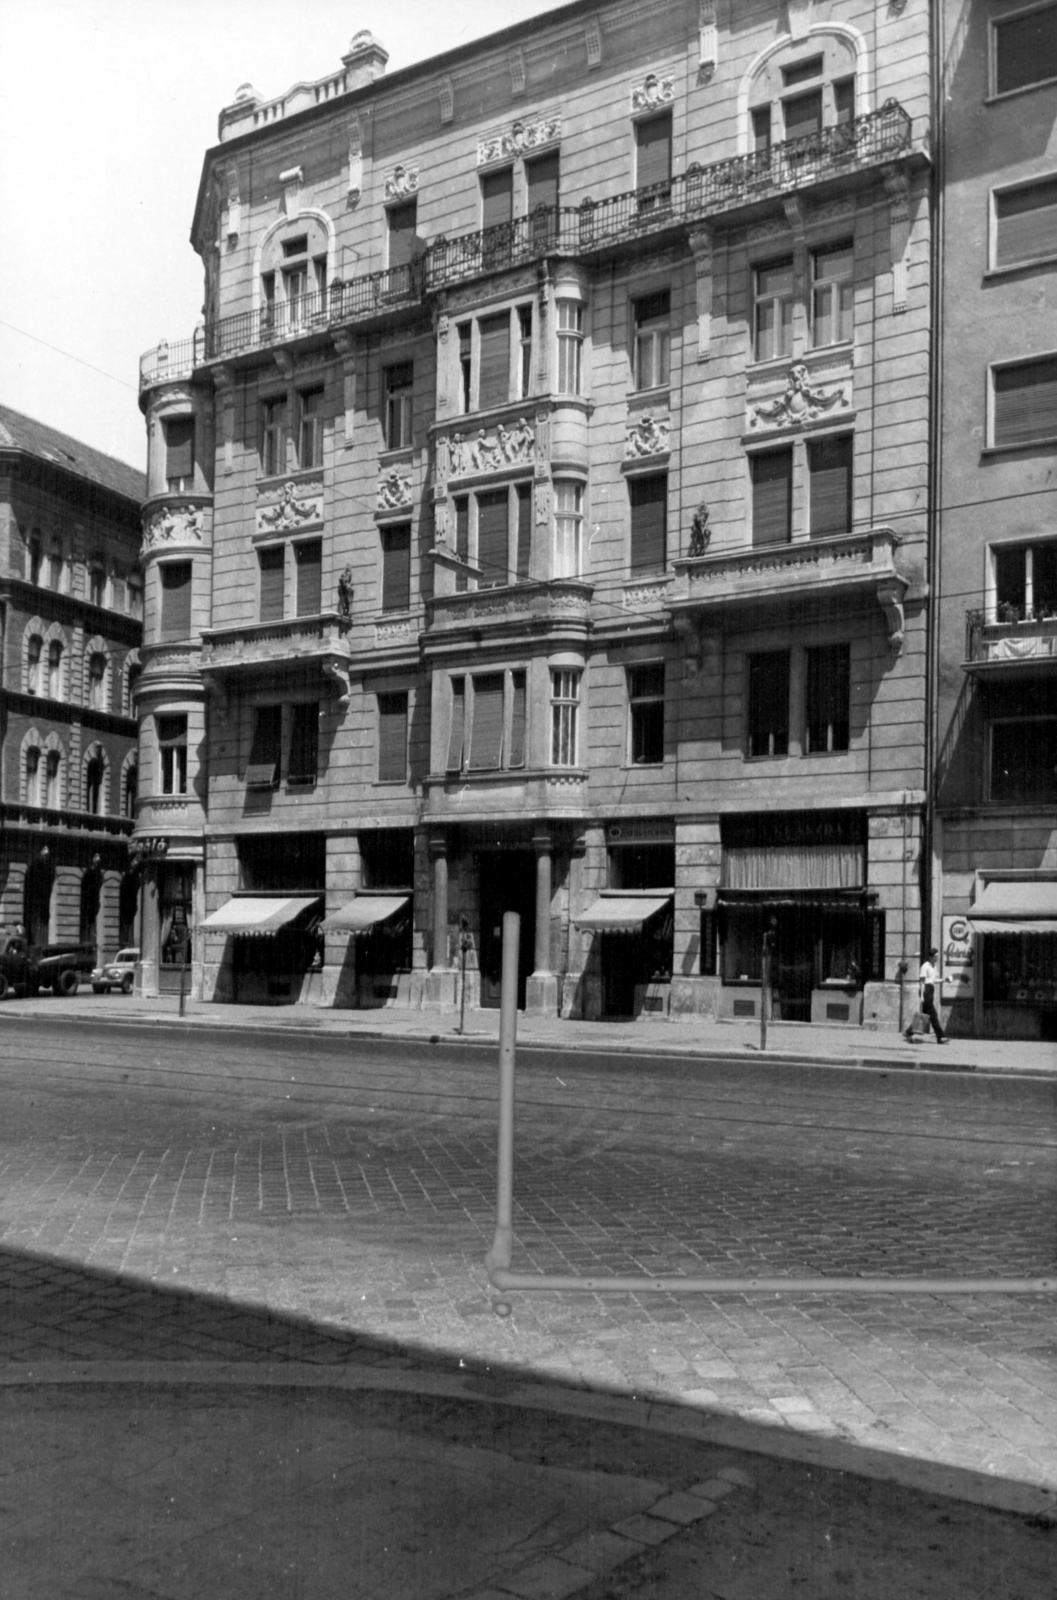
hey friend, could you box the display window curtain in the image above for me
[508,672,526,767]
[526,152,559,216]
[446,678,465,771]
[481,168,514,230]
[477,314,510,410]
[515,485,532,581]
[808,435,852,538]
[751,450,792,546]
[160,562,192,639]
[247,704,282,786]
[381,525,411,611]
[476,491,509,588]
[294,539,322,616]
[258,545,285,621]
[387,201,417,268]
[629,474,667,574]
[722,810,865,890]
[377,693,408,783]
[993,357,1057,446]
[995,179,1057,267]
[165,417,194,481]
[288,703,318,783]
[636,113,672,190]
[468,674,504,769]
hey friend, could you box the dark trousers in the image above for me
[920,983,944,1042]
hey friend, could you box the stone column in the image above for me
[138,865,160,998]
[526,830,559,1015]
[425,835,457,1010]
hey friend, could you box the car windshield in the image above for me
[115,951,138,963]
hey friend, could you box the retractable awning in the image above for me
[320,895,410,933]
[967,881,1057,936]
[574,895,671,933]
[199,896,321,936]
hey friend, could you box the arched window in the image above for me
[28,531,43,585]
[47,639,64,700]
[27,635,43,695]
[88,652,108,711]
[25,747,42,807]
[44,750,60,810]
[85,754,106,815]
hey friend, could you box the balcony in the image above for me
[200,611,351,675]
[139,101,913,394]
[964,609,1057,676]
[424,579,593,648]
[423,766,589,825]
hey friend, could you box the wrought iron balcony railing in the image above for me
[140,100,912,389]
[965,608,1057,667]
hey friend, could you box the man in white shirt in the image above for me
[906,947,946,1043]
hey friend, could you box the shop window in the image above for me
[294,539,322,617]
[260,395,287,476]
[159,561,192,641]
[359,829,415,889]
[983,930,1057,1009]
[635,111,672,210]
[992,176,1057,269]
[27,634,42,695]
[556,301,584,395]
[989,717,1057,802]
[288,702,319,786]
[258,544,285,622]
[380,524,411,612]
[753,259,793,363]
[629,473,667,575]
[991,354,1057,447]
[159,864,193,973]
[47,639,64,700]
[808,435,853,538]
[164,416,195,491]
[811,240,853,346]
[632,290,670,391]
[456,305,534,413]
[609,841,675,889]
[384,362,414,449]
[297,389,324,470]
[747,650,790,757]
[387,199,418,269]
[550,669,580,766]
[377,691,408,783]
[992,539,1057,619]
[628,663,665,765]
[446,671,525,773]
[992,4,1057,96]
[158,713,188,796]
[553,480,583,578]
[87,651,108,711]
[805,643,850,753]
[699,910,718,976]
[246,705,281,789]
[751,448,793,545]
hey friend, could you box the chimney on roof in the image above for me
[342,30,388,89]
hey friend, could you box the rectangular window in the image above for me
[993,176,1057,268]
[556,300,584,395]
[458,323,472,412]
[164,417,195,491]
[833,76,856,123]
[380,524,411,612]
[288,702,319,785]
[526,151,560,245]
[246,705,281,789]
[476,490,510,589]
[747,650,790,757]
[751,105,772,152]
[285,263,309,320]
[258,544,285,622]
[990,718,1057,802]
[387,200,418,269]
[454,496,469,594]
[554,480,583,577]
[477,313,511,410]
[808,435,853,538]
[468,673,505,770]
[518,305,533,399]
[993,4,1057,96]
[633,290,670,390]
[384,361,414,449]
[159,713,189,795]
[992,354,1057,446]
[751,449,793,546]
[89,564,106,608]
[296,388,324,469]
[551,670,580,766]
[811,240,854,347]
[628,663,665,765]
[805,643,851,753]
[261,396,286,476]
[629,473,667,574]
[993,540,1057,618]
[515,483,532,582]
[783,89,823,140]
[635,112,672,206]
[159,561,192,640]
[481,167,514,230]
[509,670,526,768]
[754,259,793,362]
[377,692,409,783]
[782,55,824,87]
[446,677,465,771]
[294,538,322,617]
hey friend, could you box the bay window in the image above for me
[553,481,583,577]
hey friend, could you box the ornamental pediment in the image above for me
[255,477,324,535]
[478,112,561,167]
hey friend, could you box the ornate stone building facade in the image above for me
[0,406,144,962]
[137,0,931,1024]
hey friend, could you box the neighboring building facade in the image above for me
[932,0,1057,1039]
[0,405,144,960]
[137,0,932,1023]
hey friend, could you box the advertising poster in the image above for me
[942,914,974,1000]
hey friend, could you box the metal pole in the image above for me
[760,921,774,1051]
[484,910,519,1277]
[456,915,469,1035]
[487,1267,1057,1297]
[178,938,188,1018]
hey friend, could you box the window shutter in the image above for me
[477,314,510,410]
[446,678,465,771]
[247,704,281,787]
[481,168,514,229]
[258,545,285,621]
[526,151,559,215]
[295,539,322,616]
[377,692,408,783]
[288,703,318,783]
[751,451,792,546]
[636,113,672,190]
[515,484,532,581]
[160,562,192,640]
[809,436,852,538]
[509,671,526,768]
[454,497,469,594]
[993,357,1057,446]
[996,180,1057,267]
[476,490,509,588]
[381,524,411,611]
[165,418,194,481]
[996,9,1057,95]
[783,89,822,139]
[469,673,504,769]
[387,201,417,268]
[629,474,667,574]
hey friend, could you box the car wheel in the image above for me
[55,969,80,997]
[0,973,9,1000]
[121,974,134,995]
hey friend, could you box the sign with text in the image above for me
[942,914,974,1000]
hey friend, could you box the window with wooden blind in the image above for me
[454,497,469,594]
[446,672,524,774]
[468,673,505,769]
[387,200,418,269]
[160,561,193,640]
[635,112,672,208]
[260,396,286,477]
[477,313,511,410]
[628,663,665,765]
[526,151,559,245]
[992,4,1057,96]
[509,671,526,768]
[294,539,322,617]
[805,643,850,753]
[476,491,509,588]
[481,167,514,230]
[287,704,319,786]
[991,354,1057,446]
[808,435,853,538]
[246,705,281,789]
[297,389,324,469]
[629,473,667,574]
[446,677,466,771]
[515,484,532,582]
[380,525,411,612]
[258,545,285,622]
[783,88,822,139]
[377,693,408,783]
[164,417,195,491]
[751,449,792,545]
[993,176,1057,269]
[747,650,790,758]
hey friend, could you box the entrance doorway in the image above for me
[477,851,535,1009]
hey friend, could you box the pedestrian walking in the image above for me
[905,947,946,1043]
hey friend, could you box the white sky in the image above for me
[0,0,563,472]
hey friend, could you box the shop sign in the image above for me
[942,914,974,1000]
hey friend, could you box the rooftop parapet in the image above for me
[217,31,388,142]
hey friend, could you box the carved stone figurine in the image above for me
[689,503,711,557]
[337,566,354,619]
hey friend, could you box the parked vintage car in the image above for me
[90,948,139,995]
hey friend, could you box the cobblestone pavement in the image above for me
[1,1015,1056,1504]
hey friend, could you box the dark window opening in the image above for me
[747,650,790,758]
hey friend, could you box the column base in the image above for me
[424,968,459,1010]
[525,972,559,1016]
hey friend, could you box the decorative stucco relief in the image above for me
[625,412,670,459]
[631,72,674,113]
[446,418,535,476]
[142,505,206,552]
[749,364,848,429]
[623,578,671,610]
[256,480,323,532]
[385,164,419,200]
[478,113,561,166]
[377,468,413,511]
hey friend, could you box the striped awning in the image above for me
[967,881,1057,936]
[199,896,321,936]
[320,895,410,933]
[574,895,671,933]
